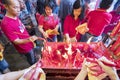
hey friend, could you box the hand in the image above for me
[76,23,88,35]
[74,58,88,80]
[46,29,59,35]
[70,37,77,42]
[29,35,38,42]
[97,57,116,74]
[43,32,48,38]
[64,34,70,43]
[97,57,119,80]
[26,25,32,29]
[65,37,70,43]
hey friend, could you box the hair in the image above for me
[2,0,11,5]
[71,0,84,20]
[100,0,113,9]
[44,1,54,10]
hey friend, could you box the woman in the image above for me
[38,2,59,42]
[63,0,84,42]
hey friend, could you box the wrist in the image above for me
[28,37,34,42]
[108,71,119,80]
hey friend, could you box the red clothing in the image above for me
[110,11,120,24]
[63,15,81,40]
[110,36,120,55]
[103,11,120,34]
[38,14,59,31]
[87,9,112,36]
[110,22,120,37]
[1,16,34,54]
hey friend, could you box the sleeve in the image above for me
[2,23,19,42]
[104,14,112,25]
[38,15,44,26]
[63,15,70,35]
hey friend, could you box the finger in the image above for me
[98,57,115,67]
[86,62,97,68]
[89,65,101,72]
[87,68,97,75]
[96,59,105,68]
[99,56,114,64]
[97,73,108,80]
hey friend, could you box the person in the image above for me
[0,69,26,80]
[24,0,36,14]
[1,0,38,65]
[38,2,59,42]
[109,22,120,59]
[18,0,35,36]
[0,0,6,19]
[58,0,76,32]
[103,5,120,34]
[75,58,120,80]
[0,41,10,74]
[36,0,45,15]
[63,0,83,42]
[80,0,113,42]
[0,62,46,80]
[102,5,120,44]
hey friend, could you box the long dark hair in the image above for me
[71,0,85,20]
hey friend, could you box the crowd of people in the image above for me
[0,0,120,80]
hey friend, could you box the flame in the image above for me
[56,50,61,55]
[62,53,68,59]
[65,43,73,55]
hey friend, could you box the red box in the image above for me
[41,42,113,69]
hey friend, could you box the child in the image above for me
[1,0,38,65]
[0,41,10,74]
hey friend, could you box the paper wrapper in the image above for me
[76,23,89,35]
[19,62,46,80]
[40,42,119,79]
[110,36,120,57]
[46,29,59,35]
[86,58,105,80]
[41,42,116,68]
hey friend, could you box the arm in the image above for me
[97,58,120,80]
[0,63,37,80]
[74,59,88,80]
[54,25,59,31]
[38,15,48,38]
[38,25,48,38]
[0,69,26,80]
[13,35,38,45]
[63,16,70,42]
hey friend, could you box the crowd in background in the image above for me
[0,0,119,79]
